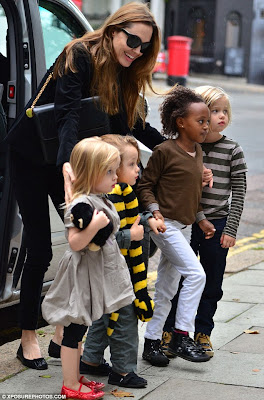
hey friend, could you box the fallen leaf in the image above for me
[110,389,134,397]
[37,330,46,337]
[252,369,260,372]
[244,329,260,334]
[232,298,240,302]
[39,375,52,378]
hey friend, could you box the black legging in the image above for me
[11,152,64,330]
[62,324,88,349]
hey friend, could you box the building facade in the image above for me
[165,0,264,84]
[76,0,264,84]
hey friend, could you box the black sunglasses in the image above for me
[121,28,151,53]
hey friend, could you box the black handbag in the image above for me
[24,72,111,165]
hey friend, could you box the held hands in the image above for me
[148,217,166,234]
[63,162,75,205]
[202,166,213,188]
[152,210,164,222]
[198,219,216,239]
[130,216,144,241]
[220,234,236,248]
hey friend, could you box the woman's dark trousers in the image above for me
[11,153,64,330]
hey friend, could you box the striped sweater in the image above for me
[107,182,154,336]
[198,135,247,238]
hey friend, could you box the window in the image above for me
[0,4,9,109]
[39,0,86,69]
[225,11,241,48]
[188,7,206,56]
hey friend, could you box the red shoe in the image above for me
[79,375,105,390]
[61,383,104,399]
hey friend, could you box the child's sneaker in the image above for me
[195,333,214,358]
[168,331,210,362]
[161,331,177,358]
[142,338,170,367]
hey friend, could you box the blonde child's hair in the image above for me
[70,137,120,201]
[194,85,232,124]
[101,134,141,164]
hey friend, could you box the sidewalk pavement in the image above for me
[151,72,264,94]
[1,258,264,399]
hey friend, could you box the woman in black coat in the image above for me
[8,1,163,370]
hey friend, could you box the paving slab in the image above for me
[142,377,264,400]
[213,301,254,323]
[226,304,264,326]
[249,262,264,270]
[222,282,264,304]
[211,321,254,349]
[223,269,264,286]
[220,326,264,354]
[141,351,264,389]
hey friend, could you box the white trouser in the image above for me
[145,218,206,340]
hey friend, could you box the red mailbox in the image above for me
[167,36,192,86]
[153,51,167,74]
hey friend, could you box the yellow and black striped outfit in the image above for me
[107,182,154,336]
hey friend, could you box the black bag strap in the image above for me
[26,72,53,118]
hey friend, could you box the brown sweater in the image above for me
[137,139,203,225]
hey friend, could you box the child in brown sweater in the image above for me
[137,86,215,366]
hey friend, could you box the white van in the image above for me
[0,0,93,344]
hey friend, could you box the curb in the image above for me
[151,73,264,94]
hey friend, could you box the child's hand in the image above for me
[152,210,164,222]
[202,166,213,188]
[92,209,110,230]
[130,216,144,241]
[198,219,216,239]
[148,217,166,234]
[220,234,236,248]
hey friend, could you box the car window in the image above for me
[0,6,7,57]
[39,0,86,69]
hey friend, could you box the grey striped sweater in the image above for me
[198,135,247,239]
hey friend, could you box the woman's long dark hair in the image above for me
[53,1,160,129]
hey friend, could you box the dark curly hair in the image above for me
[160,85,205,138]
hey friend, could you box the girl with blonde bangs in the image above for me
[70,138,120,201]
[42,137,134,399]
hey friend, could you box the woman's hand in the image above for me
[63,162,75,204]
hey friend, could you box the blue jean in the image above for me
[192,218,229,335]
